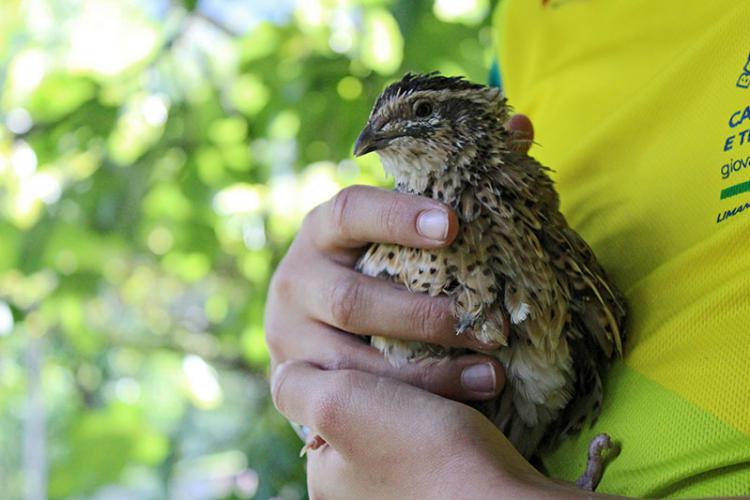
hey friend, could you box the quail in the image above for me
[350,73,627,490]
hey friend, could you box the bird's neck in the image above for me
[378,147,448,195]
[379,139,509,204]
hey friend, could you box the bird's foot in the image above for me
[456,312,509,347]
[299,434,328,457]
[575,433,619,491]
[456,314,476,336]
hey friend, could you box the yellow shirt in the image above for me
[494,1,750,496]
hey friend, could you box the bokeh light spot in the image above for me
[6,108,33,135]
[0,301,14,336]
[147,226,174,255]
[228,74,270,116]
[268,110,300,139]
[434,0,489,25]
[182,354,223,409]
[361,9,403,75]
[213,184,263,216]
[337,76,362,100]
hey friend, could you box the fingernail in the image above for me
[461,363,496,394]
[417,209,448,240]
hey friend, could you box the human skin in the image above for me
[265,115,534,400]
[264,115,612,498]
[272,360,608,499]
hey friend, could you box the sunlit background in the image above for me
[0,0,496,498]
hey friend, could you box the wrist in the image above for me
[450,448,591,499]
[435,448,541,499]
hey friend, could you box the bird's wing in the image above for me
[487,151,626,357]
[482,152,627,445]
[545,223,627,357]
[471,167,569,351]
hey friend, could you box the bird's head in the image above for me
[354,72,509,187]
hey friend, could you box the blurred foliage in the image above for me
[0,0,495,498]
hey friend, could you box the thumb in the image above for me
[505,113,534,153]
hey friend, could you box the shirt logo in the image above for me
[737,52,750,89]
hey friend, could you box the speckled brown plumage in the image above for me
[354,73,627,462]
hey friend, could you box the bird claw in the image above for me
[299,434,328,457]
[456,315,476,335]
[575,433,619,491]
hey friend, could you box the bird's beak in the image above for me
[353,124,379,157]
[353,124,404,157]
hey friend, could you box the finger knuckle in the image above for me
[414,366,440,393]
[300,201,337,250]
[328,274,363,329]
[319,339,366,371]
[300,204,321,239]
[270,360,296,416]
[378,196,404,239]
[410,297,446,345]
[320,355,347,372]
[330,186,363,241]
[264,269,296,354]
[302,202,321,226]
[269,262,295,306]
[405,358,455,397]
[263,316,283,358]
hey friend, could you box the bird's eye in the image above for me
[414,101,433,118]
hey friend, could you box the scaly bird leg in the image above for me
[575,433,618,491]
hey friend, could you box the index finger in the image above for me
[304,185,459,251]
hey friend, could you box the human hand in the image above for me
[505,113,534,152]
[271,360,586,500]
[264,114,534,401]
[264,183,503,400]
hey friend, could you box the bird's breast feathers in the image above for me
[353,73,626,457]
